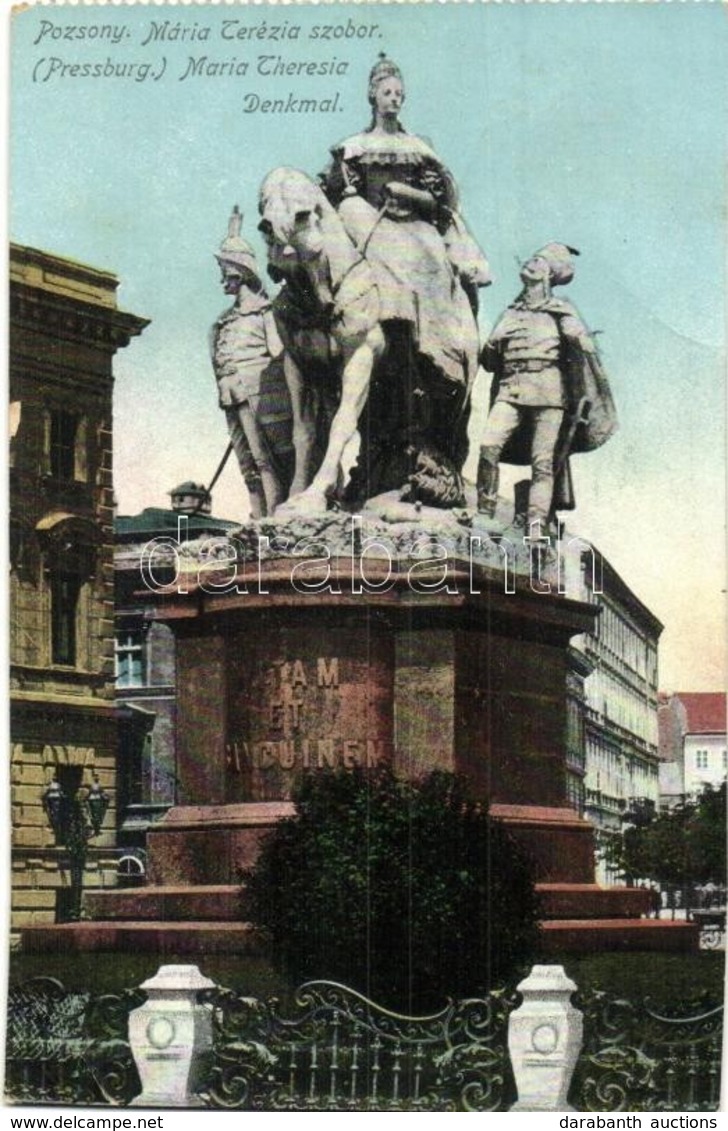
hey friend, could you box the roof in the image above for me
[10,243,150,338]
[675,692,726,736]
[10,242,119,307]
[592,554,664,637]
[170,482,209,496]
[569,531,664,642]
[115,507,238,542]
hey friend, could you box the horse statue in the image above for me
[258,166,478,514]
[258,167,384,515]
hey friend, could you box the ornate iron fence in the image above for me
[198,980,518,1111]
[5,977,142,1106]
[571,990,723,1112]
[5,974,724,1111]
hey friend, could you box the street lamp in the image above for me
[86,775,110,836]
[41,778,65,841]
[40,772,110,921]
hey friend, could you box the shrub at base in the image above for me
[244,768,538,1012]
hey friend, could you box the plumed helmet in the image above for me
[215,205,260,279]
[368,53,404,104]
[532,242,580,286]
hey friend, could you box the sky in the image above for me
[9,1,727,692]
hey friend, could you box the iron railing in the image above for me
[571,990,723,1112]
[198,980,517,1111]
[5,977,142,1106]
[5,975,724,1111]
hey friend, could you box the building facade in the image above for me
[565,542,663,881]
[9,244,147,930]
[658,691,726,804]
[114,485,237,854]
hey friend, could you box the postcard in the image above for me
[6,0,726,1116]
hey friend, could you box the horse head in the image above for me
[259,167,359,283]
[258,167,329,272]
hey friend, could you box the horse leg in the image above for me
[306,325,384,504]
[282,351,318,498]
[275,326,383,515]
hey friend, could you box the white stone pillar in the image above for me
[508,964,583,1111]
[129,965,216,1107]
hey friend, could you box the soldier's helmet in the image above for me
[531,242,580,286]
[216,205,260,281]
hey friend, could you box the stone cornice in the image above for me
[10,689,117,715]
[10,242,120,301]
[10,282,149,350]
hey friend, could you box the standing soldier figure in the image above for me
[477,243,617,537]
[211,206,293,518]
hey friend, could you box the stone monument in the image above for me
[21,58,697,959]
[49,509,694,955]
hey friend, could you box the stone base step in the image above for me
[490,805,596,883]
[20,921,259,955]
[536,883,655,920]
[21,916,699,957]
[83,885,245,923]
[539,918,699,953]
[84,881,656,925]
[145,804,598,887]
[146,802,294,886]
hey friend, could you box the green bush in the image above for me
[244,767,538,1012]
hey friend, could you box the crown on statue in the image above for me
[368,52,403,101]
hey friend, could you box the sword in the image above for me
[554,396,591,483]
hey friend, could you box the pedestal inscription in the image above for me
[225,625,393,800]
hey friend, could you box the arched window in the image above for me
[36,513,101,667]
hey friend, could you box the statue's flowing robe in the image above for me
[322,128,488,393]
[319,129,490,500]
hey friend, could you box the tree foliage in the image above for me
[244,767,538,1011]
[612,784,726,888]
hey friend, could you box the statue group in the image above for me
[211,55,617,534]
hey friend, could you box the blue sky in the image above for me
[9,1,727,689]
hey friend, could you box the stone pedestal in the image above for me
[148,556,598,883]
[21,543,698,954]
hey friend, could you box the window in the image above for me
[115,630,147,688]
[49,411,78,480]
[9,517,38,578]
[695,749,709,770]
[50,573,81,665]
[39,515,98,668]
[42,410,88,482]
[74,417,88,481]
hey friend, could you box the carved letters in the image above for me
[227,654,390,775]
[226,737,387,772]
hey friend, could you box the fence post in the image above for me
[128,964,216,1107]
[508,964,583,1111]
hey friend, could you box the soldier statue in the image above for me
[477,243,617,536]
[211,206,293,518]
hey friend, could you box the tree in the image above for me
[244,767,538,1012]
[613,784,726,890]
[685,783,727,886]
